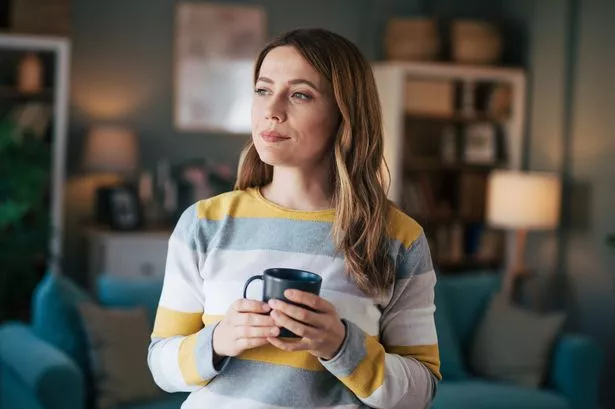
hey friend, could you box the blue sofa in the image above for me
[0,271,602,409]
[432,273,602,409]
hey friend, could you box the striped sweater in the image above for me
[148,188,440,409]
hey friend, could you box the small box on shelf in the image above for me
[404,79,455,117]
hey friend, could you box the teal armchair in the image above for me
[0,322,84,409]
[0,272,186,409]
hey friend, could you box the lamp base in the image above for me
[502,229,529,300]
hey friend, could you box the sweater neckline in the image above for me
[249,187,336,216]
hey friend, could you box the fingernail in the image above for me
[284,289,294,297]
[263,304,271,312]
[270,328,279,336]
[268,299,277,308]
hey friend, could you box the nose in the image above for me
[264,95,286,123]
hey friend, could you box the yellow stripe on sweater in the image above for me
[202,314,224,326]
[178,333,209,386]
[204,313,325,371]
[196,189,335,222]
[386,206,423,248]
[203,313,326,371]
[152,307,203,338]
[237,344,326,372]
[195,189,422,247]
[387,344,442,380]
[341,335,386,398]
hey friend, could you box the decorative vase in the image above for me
[17,52,43,93]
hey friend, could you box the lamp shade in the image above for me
[486,170,561,230]
[83,125,138,174]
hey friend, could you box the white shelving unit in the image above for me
[372,61,526,273]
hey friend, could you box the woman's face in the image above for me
[251,46,340,170]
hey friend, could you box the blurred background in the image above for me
[0,1,613,409]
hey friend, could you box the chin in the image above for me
[253,141,289,166]
[257,151,294,167]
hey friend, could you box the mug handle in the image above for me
[243,275,263,299]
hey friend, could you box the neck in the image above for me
[261,165,334,211]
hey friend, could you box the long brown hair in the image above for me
[235,28,393,297]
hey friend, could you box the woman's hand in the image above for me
[267,289,346,360]
[213,299,280,359]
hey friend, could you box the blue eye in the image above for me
[292,92,312,101]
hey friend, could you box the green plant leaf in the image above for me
[0,201,30,229]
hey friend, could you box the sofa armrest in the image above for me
[548,334,602,409]
[0,322,85,409]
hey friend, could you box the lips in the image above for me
[260,130,290,143]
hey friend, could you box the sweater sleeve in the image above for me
[320,232,440,409]
[147,204,228,392]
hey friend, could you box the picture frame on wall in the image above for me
[174,2,267,134]
[95,185,142,231]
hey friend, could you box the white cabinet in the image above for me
[86,229,172,287]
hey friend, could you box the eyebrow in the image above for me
[256,76,321,93]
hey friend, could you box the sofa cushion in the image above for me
[77,302,164,409]
[31,271,93,376]
[432,380,569,409]
[470,293,566,388]
[434,284,469,380]
[96,275,163,326]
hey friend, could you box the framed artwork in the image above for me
[174,3,267,134]
[95,185,142,231]
[463,122,498,164]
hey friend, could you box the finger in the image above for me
[236,313,276,327]
[268,299,322,327]
[237,337,271,350]
[283,290,334,313]
[270,310,316,339]
[233,299,271,313]
[267,336,310,352]
[234,325,280,339]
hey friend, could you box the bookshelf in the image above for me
[373,61,526,274]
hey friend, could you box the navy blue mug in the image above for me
[243,268,322,338]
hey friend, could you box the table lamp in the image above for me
[83,125,138,175]
[486,170,561,299]
[83,125,141,229]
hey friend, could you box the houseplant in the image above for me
[0,120,51,322]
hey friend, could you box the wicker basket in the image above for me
[385,18,440,61]
[451,20,502,65]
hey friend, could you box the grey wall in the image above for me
[525,1,615,407]
[68,0,426,174]
[66,0,614,406]
[563,0,615,406]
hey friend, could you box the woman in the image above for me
[148,28,440,409]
